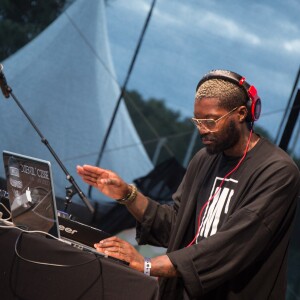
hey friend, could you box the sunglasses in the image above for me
[191,107,238,131]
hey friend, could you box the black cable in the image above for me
[64,10,119,86]
[89,0,157,198]
[3,227,105,300]
[0,202,12,221]
[0,226,101,268]
[275,65,300,144]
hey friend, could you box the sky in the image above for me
[105,0,300,156]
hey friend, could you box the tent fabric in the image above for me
[0,0,152,206]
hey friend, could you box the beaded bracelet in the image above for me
[115,184,137,205]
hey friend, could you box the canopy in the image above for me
[0,0,152,209]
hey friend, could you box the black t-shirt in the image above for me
[137,137,300,300]
[195,154,241,243]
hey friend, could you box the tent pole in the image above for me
[89,0,157,198]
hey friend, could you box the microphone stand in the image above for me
[0,64,94,214]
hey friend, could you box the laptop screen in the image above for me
[3,151,60,238]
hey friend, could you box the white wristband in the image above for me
[144,257,151,276]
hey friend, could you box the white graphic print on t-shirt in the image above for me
[196,176,238,242]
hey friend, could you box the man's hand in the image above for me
[77,164,150,222]
[95,236,179,277]
[76,165,129,200]
[94,236,144,272]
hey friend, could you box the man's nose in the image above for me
[197,125,211,135]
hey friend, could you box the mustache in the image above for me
[200,133,216,142]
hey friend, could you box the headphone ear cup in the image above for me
[246,99,253,122]
[253,98,261,121]
[247,97,261,122]
[197,70,262,122]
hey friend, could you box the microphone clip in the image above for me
[0,64,12,98]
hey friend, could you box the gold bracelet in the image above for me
[115,184,137,205]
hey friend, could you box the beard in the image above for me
[202,120,240,155]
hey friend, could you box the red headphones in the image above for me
[187,70,261,247]
[196,69,262,122]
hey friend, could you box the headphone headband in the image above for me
[196,69,261,122]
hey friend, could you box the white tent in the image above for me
[0,0,152,209]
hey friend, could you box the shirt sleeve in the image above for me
[135,149,211,248]
[135,186,181,247]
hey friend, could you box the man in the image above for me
[77,70,300,299]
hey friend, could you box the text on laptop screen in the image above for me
[3,151,60,237]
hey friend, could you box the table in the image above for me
[0,227,159,300]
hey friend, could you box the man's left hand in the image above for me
[94,236,144,272]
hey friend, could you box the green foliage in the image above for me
[124,90,203,166]
[0,1,298,169]
[124,90,300,169]
[0,0,68,61]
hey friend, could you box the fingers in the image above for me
[77,165,114,185]
[95,237,145,272]
[95,237,127,260]
[77,165,129,199]
[94,236,122,250]
[77,166,116,183]
[77,165,105,175]
[77,165,105,179]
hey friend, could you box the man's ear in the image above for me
[238,106,248,122]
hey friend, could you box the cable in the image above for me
[0,224,102,268]
[92,0,158,170]
[124,92,174,157]
[0,202,12,221]
[187,127,254,247]
[0,224,105,298]
[63,128,194,162]
[63,1,172,159]
[275,65,300,144]
[63,10,119,86]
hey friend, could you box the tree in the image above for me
[1,2,298,168]
[0,0,69,61]
[0,0,115,62]
[124,90,300,169]
[124,90,203,166]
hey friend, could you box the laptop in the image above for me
[2,151,125,264]
[3,150,61,237]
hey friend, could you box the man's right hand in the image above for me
[76,165,129,200]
